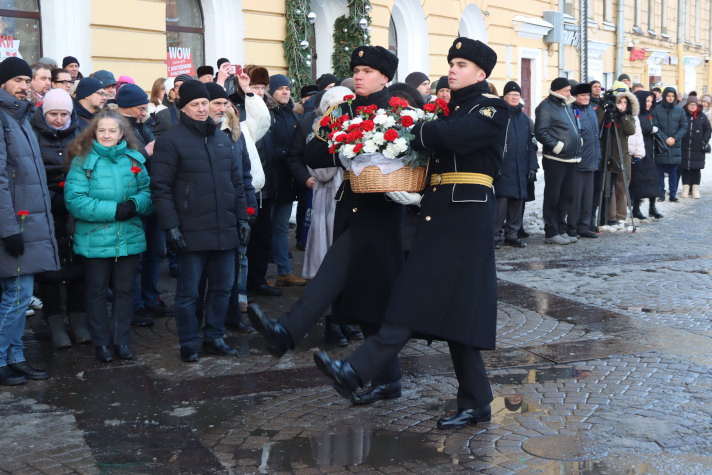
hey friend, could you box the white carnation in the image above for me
[371,132,386,145]
[373,114,388,125]
[383,143,398,159]
[332,131,346,141]
[363,140,379,153]
[350,117,363,124]
[342,144,356,159]
[394,137,408,154]
[416,109,427,120]
[383,116,396,128]
[401,110,418,120]
[376,108,387,115]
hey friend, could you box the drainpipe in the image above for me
[708,18,712,92]
[559,0,565,76]
[615,0,624,78]
[678,0,685,95]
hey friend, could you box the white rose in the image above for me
[363,140,379,154]
[394,137,408,154]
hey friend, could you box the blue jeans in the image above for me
[658,164,678,197]
[133,213,165,310]
[175,250,235,347]
[271,201,293,275]
[0,274,33,367]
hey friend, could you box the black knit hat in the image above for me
[447,37,497,78]
[217,58,229,69]
[178,80,210,108]
[301,84,319,98]
[317,74,338,91]
[573,83,592,95]
[62,56,79,68]
[175,74,194,84]
[405,72,429,89]
[551,77,570,92]
[205,82,228,102]
[503,81,522,95]
[75,77,104,100]
[618,73,631,82]
[0,57,32,86]
[435,76,449,92]
[197,65,214,77]
[590,80,601,86]
[350,46,399,82]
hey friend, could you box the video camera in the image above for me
[601,88,618,113]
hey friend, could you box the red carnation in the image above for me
[401,115,414,127]
[343,95,355,101]
[335,134,348,143]
[330,122,340,131]
[389,97,403,108]
[58,181,65,188]
[347,123,362,132]
[246,207,256,216]
[361,120,375,132]
[338,114,349,124]
[384,129,399,142]
[353,143,364,154]
[17,210,28,217]
[320,115,331,127]
[131,166,141,175]
[328,145,338,154]
[423,103,437,113]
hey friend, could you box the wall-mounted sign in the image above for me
[629,47,646,61]
[562,24,580,46]
[166,47,196,77]
[663,55,679,65]
[0,36,22,61]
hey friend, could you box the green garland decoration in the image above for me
[284,0,313,100]
[331,0,373,79]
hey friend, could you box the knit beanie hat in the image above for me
[446,37,497,78]
[217,58,230,70]
[117,84,149,108]
[550,77,570,92]
[269,74,291,96]
[94,70,117,87]
[205,82,229,102]
[0,57,32,86]
[350,46,399,82]
[178,80,210,108]
[75,77,104,100]
[42,88,73,114]
[405,72,429,90]
[590,80,601,86]
[39,57,58,69]
[317,74,338,91]
[435,76,449,92]
[117,75,135,85]
[62,56,79,68]
[617,73,631,82]
[174,74,193,84]
[503,81,522,95]
[611,80,630,92]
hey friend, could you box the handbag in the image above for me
[653,133,668,155]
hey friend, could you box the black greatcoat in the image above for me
[303,87,404,326]
[384,81,509,349]
[629,91,662,200]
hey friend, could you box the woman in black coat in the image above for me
[679,95,711,199]
[30,89,88,350]
[630,90,665,219]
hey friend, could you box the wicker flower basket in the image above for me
[350,166,428,193]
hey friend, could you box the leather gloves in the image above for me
[526,169,537,183]
[166,227,188,254]
[386,191,422,206]
[248,215,258,227]
[238,220,252,247]
[3,233,24,257]
[114,201,137,221]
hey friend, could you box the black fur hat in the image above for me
[197,65,214,77]
[573,83,592,95]
[388,82,426,109]
[447,37,497,78]
[349,46,399,82]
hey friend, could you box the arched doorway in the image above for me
[311,0,348,79]
[390,0,429,81]
[459,4,488,43]
[388,17,398,81]
[166,0,205,76]
[201,0,245,71]
[0,0,42,63]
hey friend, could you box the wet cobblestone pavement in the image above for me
[3,169,712,474]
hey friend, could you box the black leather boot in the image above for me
[649,201,663,219]
[632,200,647,219]
[324,316,347,346]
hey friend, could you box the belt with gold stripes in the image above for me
[343,170,350,180]
[429,172,493,188]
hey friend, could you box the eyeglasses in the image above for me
[136,106,148,113]
[54,80,74,86]
[94,91,107,97]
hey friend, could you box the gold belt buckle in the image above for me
[430,174,442,186]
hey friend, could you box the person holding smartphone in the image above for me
[215,58,241,96]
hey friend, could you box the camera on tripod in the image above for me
[601,89,618,117]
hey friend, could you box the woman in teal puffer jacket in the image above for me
[64,107,152,364]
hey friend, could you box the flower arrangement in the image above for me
[320,96,449,170]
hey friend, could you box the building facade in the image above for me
[1,0,709,113]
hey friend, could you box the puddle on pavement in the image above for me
[489,365,591,386]
[428,395,549,420]
[240,428,451,471]
[523,435,608,461]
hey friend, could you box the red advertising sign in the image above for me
[630,47,646,61]
[166,47,195,77]
[0,36,22,61]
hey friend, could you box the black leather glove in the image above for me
[166,227,187,254]
[3,233,24,257]
[114,201,137,221]
[526,169,537,183]
[248,215,258,227]
[238,220,251,247]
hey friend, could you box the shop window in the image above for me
[0,0,41,64]
[166,0,204,76]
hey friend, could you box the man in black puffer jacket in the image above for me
[652,87,687,201]
[535,78,582,245]
[151,80,248,363]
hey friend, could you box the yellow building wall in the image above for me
[243,0,288,75]
[90,0,167,90]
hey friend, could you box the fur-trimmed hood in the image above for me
[264,92,296,110]
[219,106,242,142]
[548,89,576,105]
[616,90,640,117]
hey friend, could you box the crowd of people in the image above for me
[0,48,706,412]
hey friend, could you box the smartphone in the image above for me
[227,65,236,75]
[234,64,243,76]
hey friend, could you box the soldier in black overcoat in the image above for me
[248,46,408,405]
[314,37,510,429]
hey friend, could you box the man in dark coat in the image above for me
[312,37,509,429]
[535,78,582,244]
[73,77,105,129]
[153,74,192,137]
[494,81,537,248]
[248,45,407,406]
[567,83,601,238]
[652,87,687,201]
[0,57,60,385]
[151,80,248,363]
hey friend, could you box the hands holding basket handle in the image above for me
[386,191,422,206]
